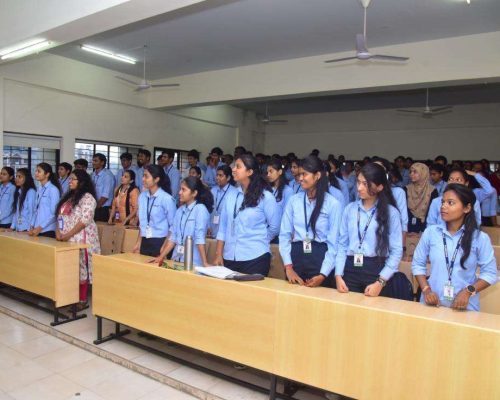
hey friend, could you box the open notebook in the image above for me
[194,266,264,281]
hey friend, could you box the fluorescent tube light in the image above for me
[80,44,136,64]
[0,39,50,60]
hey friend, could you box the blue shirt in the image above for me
[473,173,495,204]
[0,182,16,225]
[171,202,210,266]
[216,187,280,261]
[401,168,410,186]
[210,184,238,238]
[138,188,176,238]
[135,166,145,191]
[335,200,403,280]
[288,180,304,195]
[31,181,60,232]
[164,164,181,202]
[284,168,294,182]
[115,166,138,187]
[11,188,36,231]
[412,223,498,311]
[427,196,482,227]
[91,169,115,207]
[59,177,70,195]
[204,161,224,189]
[481,188,497,218]
[329,185,346,211]
[337,178,350,205]
[433,180,447,197]
[344,174,357,202]
[279,192,342,276]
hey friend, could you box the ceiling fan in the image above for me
[259,103,288,125]
[397,88,453,117]
[115,45,180,91]
[324,0,409,64]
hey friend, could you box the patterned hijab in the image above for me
[406,163,434,222]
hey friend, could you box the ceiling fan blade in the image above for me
[430,106,453,113]
[356,34,369,54]
[324,56,359,63]
[268,120,288,123]
[115,76,140,85]
[396,109,421,114]
[371,54,409,62]
[151,83,181,88]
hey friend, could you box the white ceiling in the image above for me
[48,0,500,80]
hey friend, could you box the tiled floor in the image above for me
[0,291,337,400]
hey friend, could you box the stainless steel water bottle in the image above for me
[184,236,193,271]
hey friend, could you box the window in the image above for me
[75,140,142,176]
[3,132,60,176]
[154,147,190,177]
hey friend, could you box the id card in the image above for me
[57,216,64,231]
[443,282,455,301]
[412,217,417,225]
[212,214,220,225]
[353,253,364,267]
[145,225,153,239]
[115,211,120,221]
[303,240,312,254]
[177,245,185,255]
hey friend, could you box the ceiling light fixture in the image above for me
[80,44,136,64]
[466,0,471,4]
[0,39,50,60]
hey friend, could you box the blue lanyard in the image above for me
[216,185,229,212]
[166,165,173,176]
[233,192,243,220]
[0,185,10,203]
[303,193,313,238]
[36,186,48,211]
[442,231,464,283]
[146,196,157,225]
[179,203,197,245]
[60,177,68,187]
[357,206,376,249]
[293,181,301,193]
[93,172,100,186]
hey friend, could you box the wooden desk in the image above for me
[93,253,500,400]
[0,231,88,325]
[482,226,500,246]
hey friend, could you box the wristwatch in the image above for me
[377,277,387,287]
[465,285,477,296]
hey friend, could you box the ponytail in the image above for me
[182,176,214,213]
[37,163,62,195]
[145,165,171,195]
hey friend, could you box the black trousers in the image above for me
[481,216,494,227]
[342,256,390,296]
[94,206,110,222]
[0,223,11,229]
[39,231,56,238]
[290,241,333,287]
[224,252,271,276]
[140,237,166,257]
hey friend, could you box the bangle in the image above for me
[422,285,430,293]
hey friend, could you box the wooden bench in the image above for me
[482,226,500,246]
[0,232,88,325]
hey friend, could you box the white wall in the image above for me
[264,103,500,160]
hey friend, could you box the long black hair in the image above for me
[326,161,341,190]
[115,170,138,222]
[359,163,398,257]
[37,163,62,195]
[443,184,478,269]
[12,168,36,214]
[267,158,289,202]
[182,176,214,213]
[145,165,171,195]
[2,167,15,185]
[301,156,329,239]
[56,169,96,214]
[217,165,235,186]
[236,154,271,208]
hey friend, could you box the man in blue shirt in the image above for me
[204,147,225,188]
[91,153,115,222]
[162,149,181,203]
[135,149,151,191]
[115,152,137,186]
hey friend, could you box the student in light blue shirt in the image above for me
[214,154,280,275]
[135,149,151,191]
[288,158,304,195]
[91,153,116,222]
[0,167,16,228]
[335,163,403,296]
[186,149,207,177]
[279,156,342,287]
[267,159,294,243]
[210,165,237,239]
[10,168,36,232]
[152,177,213,267]
[57,162,72,195]
[204,147,225,188]
[480,187,497,227]
[162,149,181,203]
[134,165,176,257]
[429,163,447,196]
[395,156,410,187]
[115,152,138,187]
[327,159,350,205]
[412,184,497,311]
[327,169,347,211]
[29,163,62,238]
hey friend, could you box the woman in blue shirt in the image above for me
[153,177,213,267]
[10,168,36,232]
[412,184,497,311]
[288,158,304,195]
[210,165,237,238]
[29,163,62,238]
[133,165,176,257]
[267,158,293,243]
[0,167,16,228]
[213,154,280,275]
[279,156,342,287]
[327,164,347,211]
[327,159,350,205]
[335,163,403,296]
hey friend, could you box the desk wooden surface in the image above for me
[93,253,500,399]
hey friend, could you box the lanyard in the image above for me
[166,165,173,176]
[179,202,197,245]
[36,186,48,211]
[357,206,376,249]
[233,192,243,220]
[293,181,301,193]
[0,185,10,203]
[442,231,464,283]
[303,193,313,239]
[60,177,68,187]
[216,185,229,212]
[146,195,157,225]
[93,172,100,185]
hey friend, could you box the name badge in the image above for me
[303,240,312,254]
[354,253,364,267]
[443,282,455,301]
[57,216,64,231]
[412,217,417,225]
[145,225,153,239]
[115,211,120,221]
[212,214,220,225]
[177,245,185,255]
